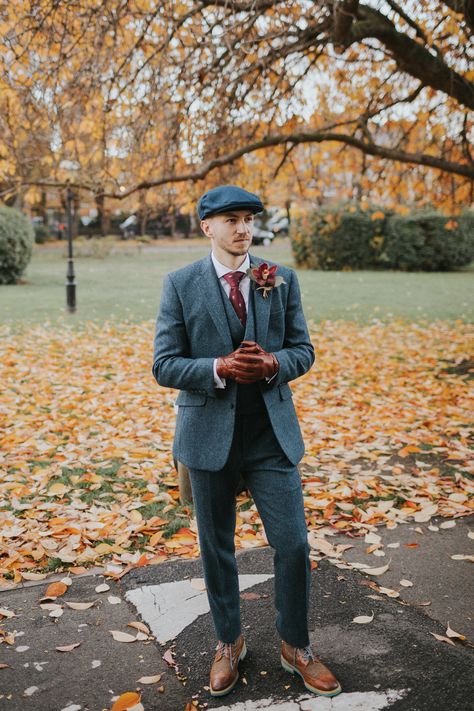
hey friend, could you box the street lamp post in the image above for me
[65,186,77,313]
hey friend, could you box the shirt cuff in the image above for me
[213,359,226,389]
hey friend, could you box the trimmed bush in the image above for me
[383,210,474,271]
[34,224,51,244]
[291,202,474,271]
[0,205,34,284]
[291,202,393,270]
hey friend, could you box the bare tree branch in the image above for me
[21,129,473,199]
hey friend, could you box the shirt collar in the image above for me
[211,252,250,279]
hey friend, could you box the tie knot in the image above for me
[223,271,245,288]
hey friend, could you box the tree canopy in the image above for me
[0,1,472,212]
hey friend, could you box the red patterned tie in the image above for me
[223,271,247,327]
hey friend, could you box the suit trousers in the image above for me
[188,409,312,648]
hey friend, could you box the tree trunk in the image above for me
[137,189,148,236]
[95,192,110,236]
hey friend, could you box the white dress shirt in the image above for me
[211,252,250,388]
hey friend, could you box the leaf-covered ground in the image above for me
[0,319,472,586]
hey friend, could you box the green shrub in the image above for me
[384,209,474,271]
[291,202,474,271]
[291,202,393,270]
[33,224,51,244]
[0,205,34,284]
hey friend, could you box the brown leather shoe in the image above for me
[210,634,247,697]
[281,640,342,697]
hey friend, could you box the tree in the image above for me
[0,1,472,211]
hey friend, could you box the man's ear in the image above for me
[200,219,211,237]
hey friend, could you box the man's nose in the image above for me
[236,220,249,233]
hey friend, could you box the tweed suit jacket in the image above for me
[152,253,315,471]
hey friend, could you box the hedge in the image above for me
[291,203,474,271]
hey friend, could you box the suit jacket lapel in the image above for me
[197,254,234,351]
[248,254,272,348]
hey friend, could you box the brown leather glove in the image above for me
[216,347,245,381]
[232,342,279,384]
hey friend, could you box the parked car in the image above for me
[252,226,275,246]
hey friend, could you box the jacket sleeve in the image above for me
[270,269,315,386]
[152,274,216,396]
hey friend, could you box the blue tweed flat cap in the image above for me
[197,185,264,220]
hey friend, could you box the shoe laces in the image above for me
[298,644,315,664]
[216,640,237,670]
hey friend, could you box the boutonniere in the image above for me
[246,262,286,299]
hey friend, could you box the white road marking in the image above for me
[211,689,409,710]
[125,573,273,643]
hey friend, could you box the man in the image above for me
[152,185,341,699]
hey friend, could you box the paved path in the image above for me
[0,516,472,710]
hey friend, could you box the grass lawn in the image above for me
[1,238,473,327]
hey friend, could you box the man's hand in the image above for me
[216,347,246,381]
[232,341,279,384]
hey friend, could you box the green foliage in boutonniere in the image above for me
[246,262,286,298]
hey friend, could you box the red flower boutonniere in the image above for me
[246,262,286,298]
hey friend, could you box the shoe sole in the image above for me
[210,640,247,697]
[281,654,342,697]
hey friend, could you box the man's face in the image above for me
[201,211,254,259]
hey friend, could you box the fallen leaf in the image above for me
[0,608,15,618]
[95,583,110,593]
[110,691,141,711]
[56,642,81,652]
[240,591,267,600]
[352,611,374,624]
[190,578,206,591]
[414,504,438,522]
[24,686,39,697]
[430,632,455,646]
[108,596,122,605]
[162,649,176,666]
[378,587,400,598]
[110,630,137,643]
[0,663,10,669]
[45,581,68,598]
[127,621,150,635]
[49,607,64,618]
[360,562,390,575]
[137,674,162,684]
[400,579,413,587]
[21,572,47,581]
[446,623,466,640]
[65,601,96,610]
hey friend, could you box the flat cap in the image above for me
[197,184,264,220]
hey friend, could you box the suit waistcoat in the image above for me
[219,278,266,414]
